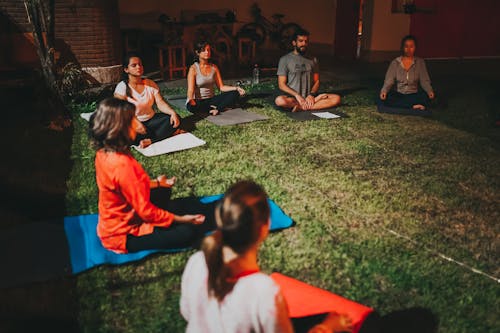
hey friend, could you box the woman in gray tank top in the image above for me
[186,41,245,115]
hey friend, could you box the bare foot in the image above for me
[172,128,186,136]
[208,105,220,116]
[139,139,152,148]
[412,104,426,110]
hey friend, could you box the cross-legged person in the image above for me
[114,52,181,148]
[275,28,340,112]
[379,35,435,111]
[186,41,245,116]
[89,98,216,254]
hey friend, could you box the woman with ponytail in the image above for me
[180,181,352,333]
[114,52,181,148]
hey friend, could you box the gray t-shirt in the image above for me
[277,52,319,97]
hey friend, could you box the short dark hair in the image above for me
[293,27,309,41]
[89,98,135,153]
[400,35,417,54]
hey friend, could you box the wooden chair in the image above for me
[158,44,187,80]
[238,37,256,64]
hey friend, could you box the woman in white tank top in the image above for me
[186,41,246,116]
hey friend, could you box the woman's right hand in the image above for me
[176,214,205,224]
[380,92,387,100]
[308,313,353,333]
[188,99,197,106]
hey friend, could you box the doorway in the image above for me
[334,0,362,60]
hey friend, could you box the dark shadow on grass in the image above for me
[291,307,437,333]
[380,307,439,333]
[0,82,77,331]
[105,264,184,291]
[331,86,367,96]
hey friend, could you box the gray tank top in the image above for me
[194,62,215,99]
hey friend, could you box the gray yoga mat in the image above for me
[166,95,269,126]
[279,108,348,121]
[167,97,188,110]
[206,108,269,126]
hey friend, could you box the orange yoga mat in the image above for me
[271,273,374,333]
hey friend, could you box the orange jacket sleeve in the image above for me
[115,158,175,228]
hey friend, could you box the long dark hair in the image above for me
[202,180,270,301]
[193,40,211,64]
[400,35,417,55]
[121,51,142,98]
[89,97,135,153]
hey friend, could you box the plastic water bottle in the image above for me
[252,64,260,84]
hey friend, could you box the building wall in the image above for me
[0,0,121,82]
[361,0,410,61]
[410,0,500,58]
[119,0,337,51]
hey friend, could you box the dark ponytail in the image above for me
[202,180,270,301]
[122,51,142,98]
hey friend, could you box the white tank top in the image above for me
[194,62,216,99]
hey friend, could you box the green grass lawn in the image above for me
[67,79,499,332]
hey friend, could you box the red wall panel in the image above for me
[410,0,500,58]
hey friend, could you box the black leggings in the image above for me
[126,187,218,253]
[187,90,240,113]
[134,113,178,145]
[382,90,430,109]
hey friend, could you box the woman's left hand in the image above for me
[428,91,435,99]
[170,113,180,128]
[236,87,246,96]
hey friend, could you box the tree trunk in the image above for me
[24,0,70,129]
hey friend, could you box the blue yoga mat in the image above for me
[64,195,293,274]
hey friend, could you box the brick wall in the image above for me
[0,0,121,68]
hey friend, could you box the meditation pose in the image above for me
[186,41,245,116]
[180,180,352,333]
[89,98,212,254]
[275,28,341,112]
[379,35,435,110]
[114,53,181,148]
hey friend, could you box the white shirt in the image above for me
[180,251,282,333]
[114,79,159,122]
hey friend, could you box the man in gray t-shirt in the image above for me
[275,28,340,112]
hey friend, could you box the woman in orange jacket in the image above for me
[89,97,214,253]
